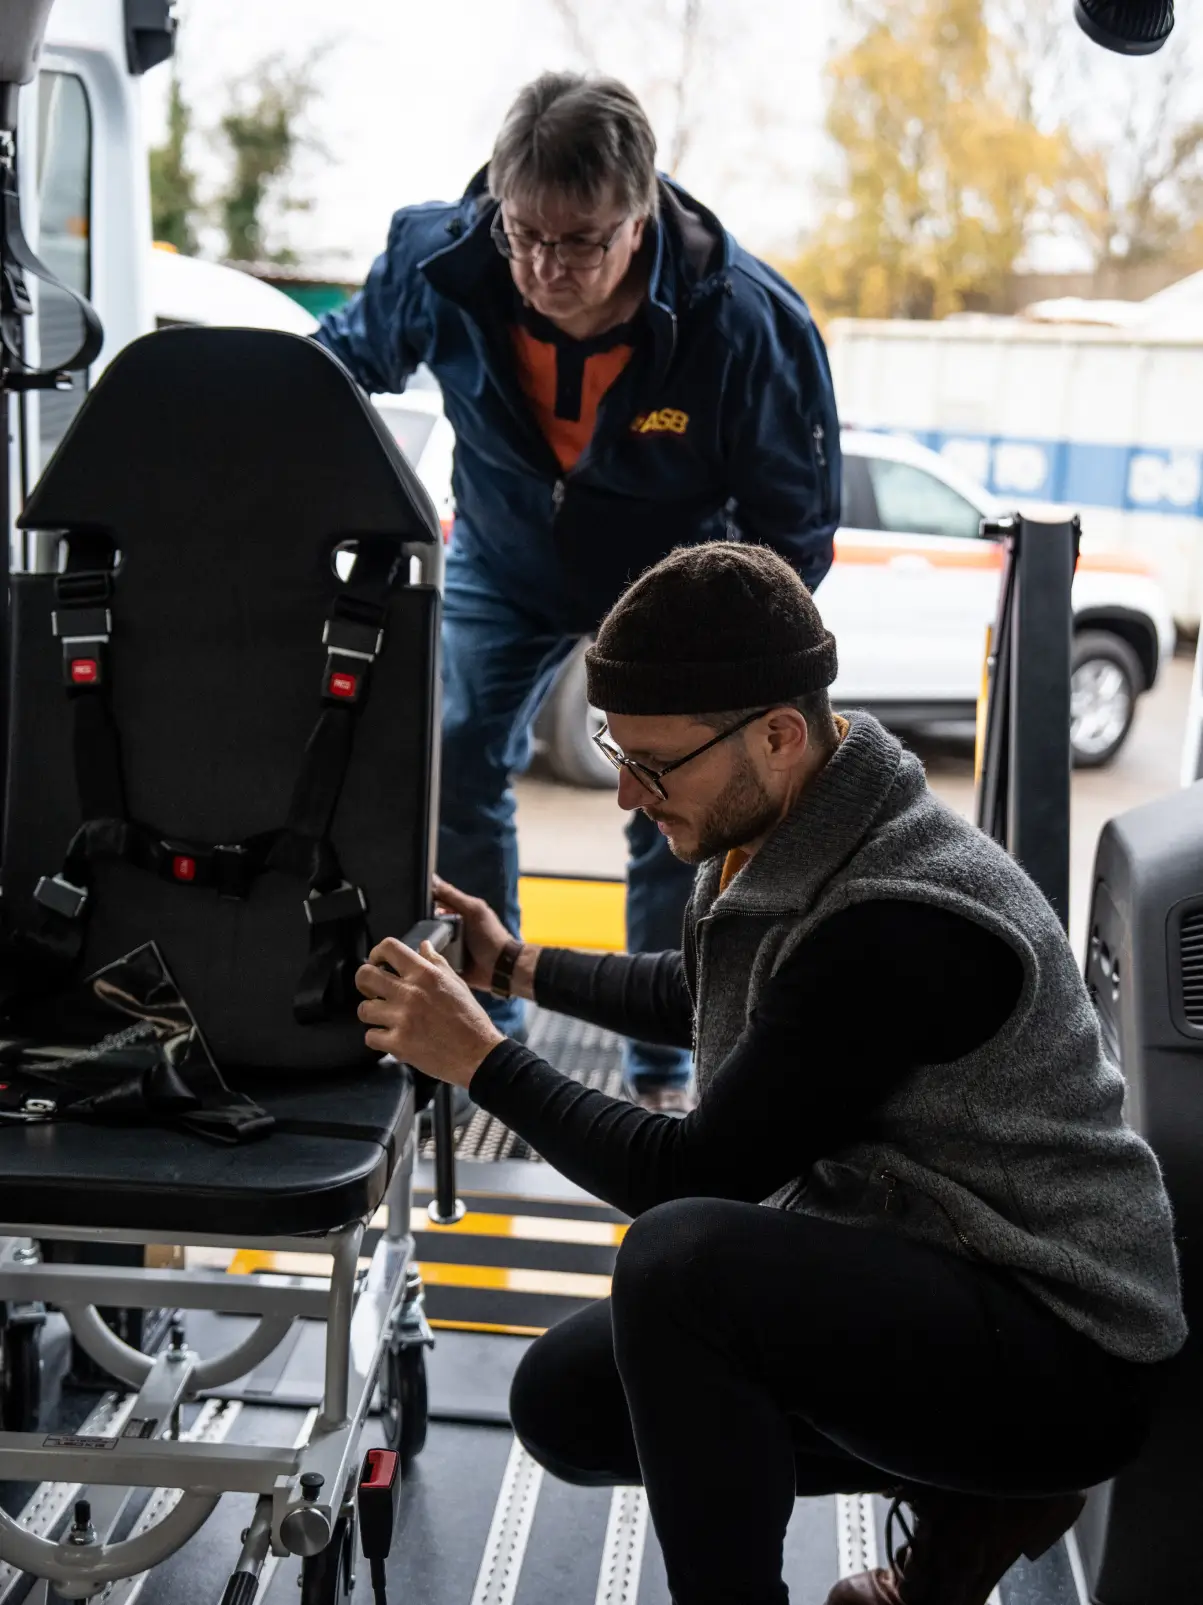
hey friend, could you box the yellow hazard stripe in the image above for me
[429,1317,548,1337]
[365,1205,627,1247]
[415,1210,625,1247]
[227,1249,368,1277]
[517,875,625,951]
[975,623,992,785]
[225,1249,611,1302]
[419,1262,610,1300]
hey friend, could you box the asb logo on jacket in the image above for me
[631,408,689,437]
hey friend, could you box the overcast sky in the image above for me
[142,2,1203,283]
[141,0,840,276]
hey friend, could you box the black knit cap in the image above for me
[584,541,837,716]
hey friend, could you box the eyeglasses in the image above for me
[591,709,774,801]
[490,209,630,271]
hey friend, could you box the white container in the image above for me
[827,316,1203,627]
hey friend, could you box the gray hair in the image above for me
[488,72,658,218]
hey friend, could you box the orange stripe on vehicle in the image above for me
[834,543,1003,571]
[1077,551,1153,577]
[835,541,1152,579]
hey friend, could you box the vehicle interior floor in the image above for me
[0,1009,1089,1604]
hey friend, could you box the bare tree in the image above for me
[989,0,1203,278]
[545,0,600,71]
[545,0,710,178]
[664,0,704,174]
[1074,47,1203,268]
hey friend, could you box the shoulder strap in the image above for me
[272,539,403,1022]
[20,537,404,1028]
[0,160,104,380]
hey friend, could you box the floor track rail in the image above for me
[469,1438,545,1605]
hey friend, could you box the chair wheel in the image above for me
[299,1511,356,1604]
[1,1320,42,1433]
[381,1342,428,1470]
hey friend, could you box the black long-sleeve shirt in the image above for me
[470,900,1023,1219]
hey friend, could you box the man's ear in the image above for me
[632,215,649,250]
[765,709,809,768]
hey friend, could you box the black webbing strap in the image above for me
[0,160,104,379]
[25,538,402,1025]
[281,540,399,841]
[0,1038,274,1146]
[55,535,124,822]
[274,540,401,1023]
[23,538,124,976]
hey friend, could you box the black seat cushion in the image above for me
[0,1063,414,1237]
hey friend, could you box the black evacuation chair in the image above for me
[0,326,445,1602]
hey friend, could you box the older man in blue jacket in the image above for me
[317,71,840,1111]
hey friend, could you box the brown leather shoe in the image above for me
[627,1084,696,1116]
[825,1487,1086,1605]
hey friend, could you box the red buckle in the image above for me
[70,658,99,686]
[327,669,358,700]
[361,1449,397,1491]
[172,855,197,883]
[357,1447,401,1560]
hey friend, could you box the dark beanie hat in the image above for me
[585,541,837,716]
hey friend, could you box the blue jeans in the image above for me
[438,555,694,1090]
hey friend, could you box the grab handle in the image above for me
[399,916,466,1226]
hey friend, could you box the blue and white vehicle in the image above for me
[826,313,1203,630]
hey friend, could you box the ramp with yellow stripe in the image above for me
[412,1180,627,1335]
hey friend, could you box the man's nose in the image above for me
[532,245,567,282]
[616,768,649,813]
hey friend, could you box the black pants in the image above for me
[510,1198,1171,1605]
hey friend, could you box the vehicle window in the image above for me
[36,71,92,462]
[865,457,983,540]
[378,406,436,468]
[840,453,878,528]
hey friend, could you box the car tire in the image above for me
[1071,630,1143,768]
[540,641,618,790]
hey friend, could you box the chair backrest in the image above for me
[4,326,442,1072]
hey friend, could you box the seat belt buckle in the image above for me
[33,873,89,921]
[323,659,367,703]
[322,615,384,662]
[161,845,198,884]
[322,613,383,705]
[304,883,368,927]
[357,1448,401,1561]
[53,607,111,689]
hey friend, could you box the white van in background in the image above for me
[147,245,318,336]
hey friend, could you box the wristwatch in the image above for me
[490,938,524,999]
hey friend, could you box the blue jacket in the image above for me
[316,170,841,632]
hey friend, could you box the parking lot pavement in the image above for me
[514,650,1195,962]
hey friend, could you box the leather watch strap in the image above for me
[490,937,525,999]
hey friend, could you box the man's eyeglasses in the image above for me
[591,709,773,801]
[490,209,629,271]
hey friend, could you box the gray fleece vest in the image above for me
[682,711,1186,1364]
